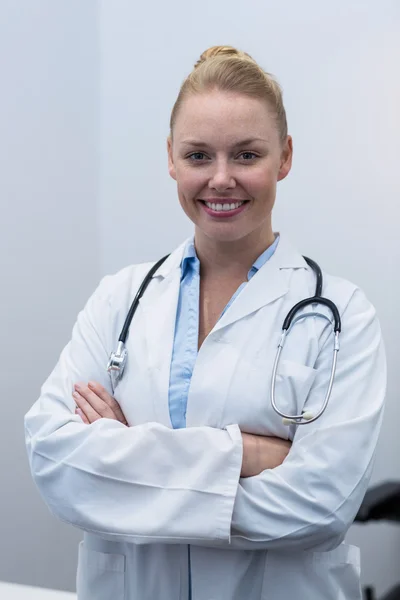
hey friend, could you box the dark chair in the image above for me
[354,481,400,600]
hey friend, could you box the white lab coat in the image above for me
[24,234,386,600]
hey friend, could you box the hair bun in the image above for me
[194,45,253,69]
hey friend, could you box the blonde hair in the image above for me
[169,45,288,144]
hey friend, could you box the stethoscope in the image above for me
[107,254,341,426]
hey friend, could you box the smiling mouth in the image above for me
[199,200,250,207]
[198,199,250,216]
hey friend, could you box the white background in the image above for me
[1,0,399,595]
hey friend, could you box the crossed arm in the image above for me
[73,380,292,477]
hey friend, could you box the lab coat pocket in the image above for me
[273,359,317,420]
[261,543,361,600]
[76,541,126,600]
[239,356,317,437]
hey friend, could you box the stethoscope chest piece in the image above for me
[107,341,128,387]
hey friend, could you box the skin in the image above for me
[74,89,294,476]
[167,89,293,279]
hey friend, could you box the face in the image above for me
[167,90,293,248]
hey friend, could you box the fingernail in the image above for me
[88,381,96,389]
[73,391,80,399]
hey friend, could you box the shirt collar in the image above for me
[180,233,280,281]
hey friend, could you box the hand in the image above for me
[241,433,292,478]
[73,381,128,426]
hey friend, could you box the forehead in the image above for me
[174,91,276,144]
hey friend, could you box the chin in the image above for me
[197,226,251,243]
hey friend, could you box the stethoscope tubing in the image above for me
[107,253,341,425]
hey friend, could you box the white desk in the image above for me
[0,582,76,599]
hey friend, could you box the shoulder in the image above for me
[93,237,189,308]
[281,240,380,342]
[81,260,164,351]
[308,268,383,363]
[320,269,377,322]
[92,261,160,310]
[276,235,374,319]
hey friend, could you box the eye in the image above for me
[186,151,259,163]
[239,152,258,160]
[187,152,207,161]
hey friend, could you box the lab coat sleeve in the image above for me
[24,273,243,545]
[226,286,386,552]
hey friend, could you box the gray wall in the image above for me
[1,0,399,595]
[0,1,99,592]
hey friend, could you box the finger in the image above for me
[87,381,128,425]
[74,383,117,420]
[73,390,103,423]
[75,407,90,425]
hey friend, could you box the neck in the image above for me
[194,228,276,280]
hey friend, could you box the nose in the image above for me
[208,159,236,191]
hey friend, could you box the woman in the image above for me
[25,46,386,599]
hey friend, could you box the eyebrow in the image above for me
[180,137,268,148]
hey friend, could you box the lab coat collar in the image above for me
[154,233,307,278]
[140,233,308,334]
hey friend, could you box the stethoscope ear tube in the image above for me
[119,254,170,344]
[303,256,323,297]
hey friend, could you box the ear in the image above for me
[277,135,293,182]
[167,136,177,181]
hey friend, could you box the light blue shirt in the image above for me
[168,234,280,429]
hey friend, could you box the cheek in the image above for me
[251,164,276,186]
[239,171,272,197]
[177,167,204,194]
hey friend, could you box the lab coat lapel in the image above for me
[211,236,307,334]
[138,238,189,427]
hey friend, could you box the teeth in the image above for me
[204,201,245,211]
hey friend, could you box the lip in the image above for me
[199,199,249,218]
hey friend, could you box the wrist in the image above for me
[241,433,258,478]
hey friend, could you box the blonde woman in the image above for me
[25,46,386,599]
